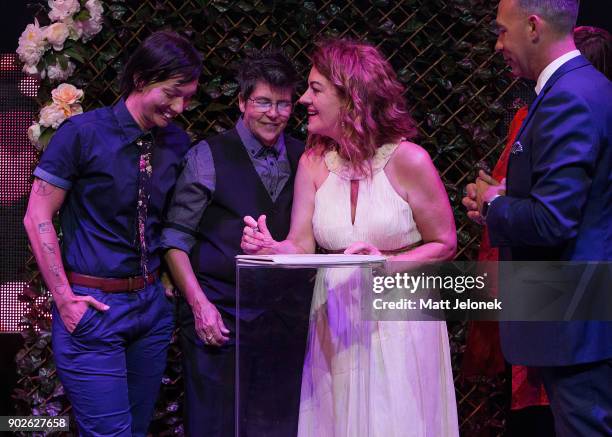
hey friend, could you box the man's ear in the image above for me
[133,74,145,92]
[527,14,542,42]
[238,93,246,113]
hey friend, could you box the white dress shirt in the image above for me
[535,49,581,95]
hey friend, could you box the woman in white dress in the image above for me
[241,39,459,437]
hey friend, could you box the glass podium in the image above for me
[234,254,384,437]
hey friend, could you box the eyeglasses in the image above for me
[247,97,293,114]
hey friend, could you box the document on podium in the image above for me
[236,254,386,266]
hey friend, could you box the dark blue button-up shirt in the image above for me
[34,99,191,277]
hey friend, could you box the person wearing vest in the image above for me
[161,48,307,436]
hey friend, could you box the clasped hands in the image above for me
[462,170,506,225]
[240,215,382,255]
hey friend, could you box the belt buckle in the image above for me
[127,276,135,291]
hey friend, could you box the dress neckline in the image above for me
[324,142,399,180]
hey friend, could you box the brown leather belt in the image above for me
[319,241,423,256]
[67,270,159,293]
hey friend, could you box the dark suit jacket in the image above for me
[486,55,612,366]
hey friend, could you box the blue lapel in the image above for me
[514,55,591,143]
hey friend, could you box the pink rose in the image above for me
[51,83,83,106]
[44,22,70,51]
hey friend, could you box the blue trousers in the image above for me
[52,281,174,437]
[540,359,612,436]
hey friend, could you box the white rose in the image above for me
[85,0,103,19]
[16,20,47,66]
[22,64,40,75]
[75,0,104,42]
[51,83,84,106]
[44,22,70,51]
[46,59,76,82]
[77,17,103,42]
[39,103,67,129]
[27,123,42,146]
[48,0,80,22]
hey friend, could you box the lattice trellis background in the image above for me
[15,0,533,435]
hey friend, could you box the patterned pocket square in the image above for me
[511,140,523,155]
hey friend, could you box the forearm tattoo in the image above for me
[33,179,54,197]
[38,221,52,234]
[49,264,63,285]
[42,241,56,254]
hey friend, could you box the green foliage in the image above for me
[17,1,512,435]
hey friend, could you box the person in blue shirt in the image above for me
[23,31,201,437]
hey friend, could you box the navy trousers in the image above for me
[52,281,174,437]
[540,359,612,436]
[180,300,309,437]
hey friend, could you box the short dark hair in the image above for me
[120,31,203,97]
[574,26,612,80]
[236,47,299,99]
[517,0,579,34]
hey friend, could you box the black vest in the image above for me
[190,128,304,316]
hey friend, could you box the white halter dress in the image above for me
[297,143,459,437]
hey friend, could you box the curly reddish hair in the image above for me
[308,39,417,171]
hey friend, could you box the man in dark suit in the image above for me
[161,48,310,437]
[464,0,612,435]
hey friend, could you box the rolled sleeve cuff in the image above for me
[160,226,197,253]
[33,167,72,190]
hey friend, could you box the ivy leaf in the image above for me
[434,78,453,91]
[426,112,444,129]
[206,102,230,112]
[204,77,222,99]
[402,19,423,33]
[303,2,317,12]
[63,47,85,64]
[236,1,253,12]
[224,37,241,53]
[397,66,415,83]
[454,41,472,52]
[457,58,473,70]
[109,4,128,20]
[221,82,239,96]
[475,68,493,80]
[253,24,270,36]
[459,13,477,26]
[74,8,91,22]
[329,3,341,15]
[378,19,395,36]
[38,128,55,150]
[213,1,230,13]
[473,43,491,55]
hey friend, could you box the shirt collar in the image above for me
[535,50,581,95]
[112,98,148,144]
[235,117,284,159]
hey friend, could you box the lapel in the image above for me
[514,55,591,143]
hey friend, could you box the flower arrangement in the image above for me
[17,0,104,150]
[28,83,84,150]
